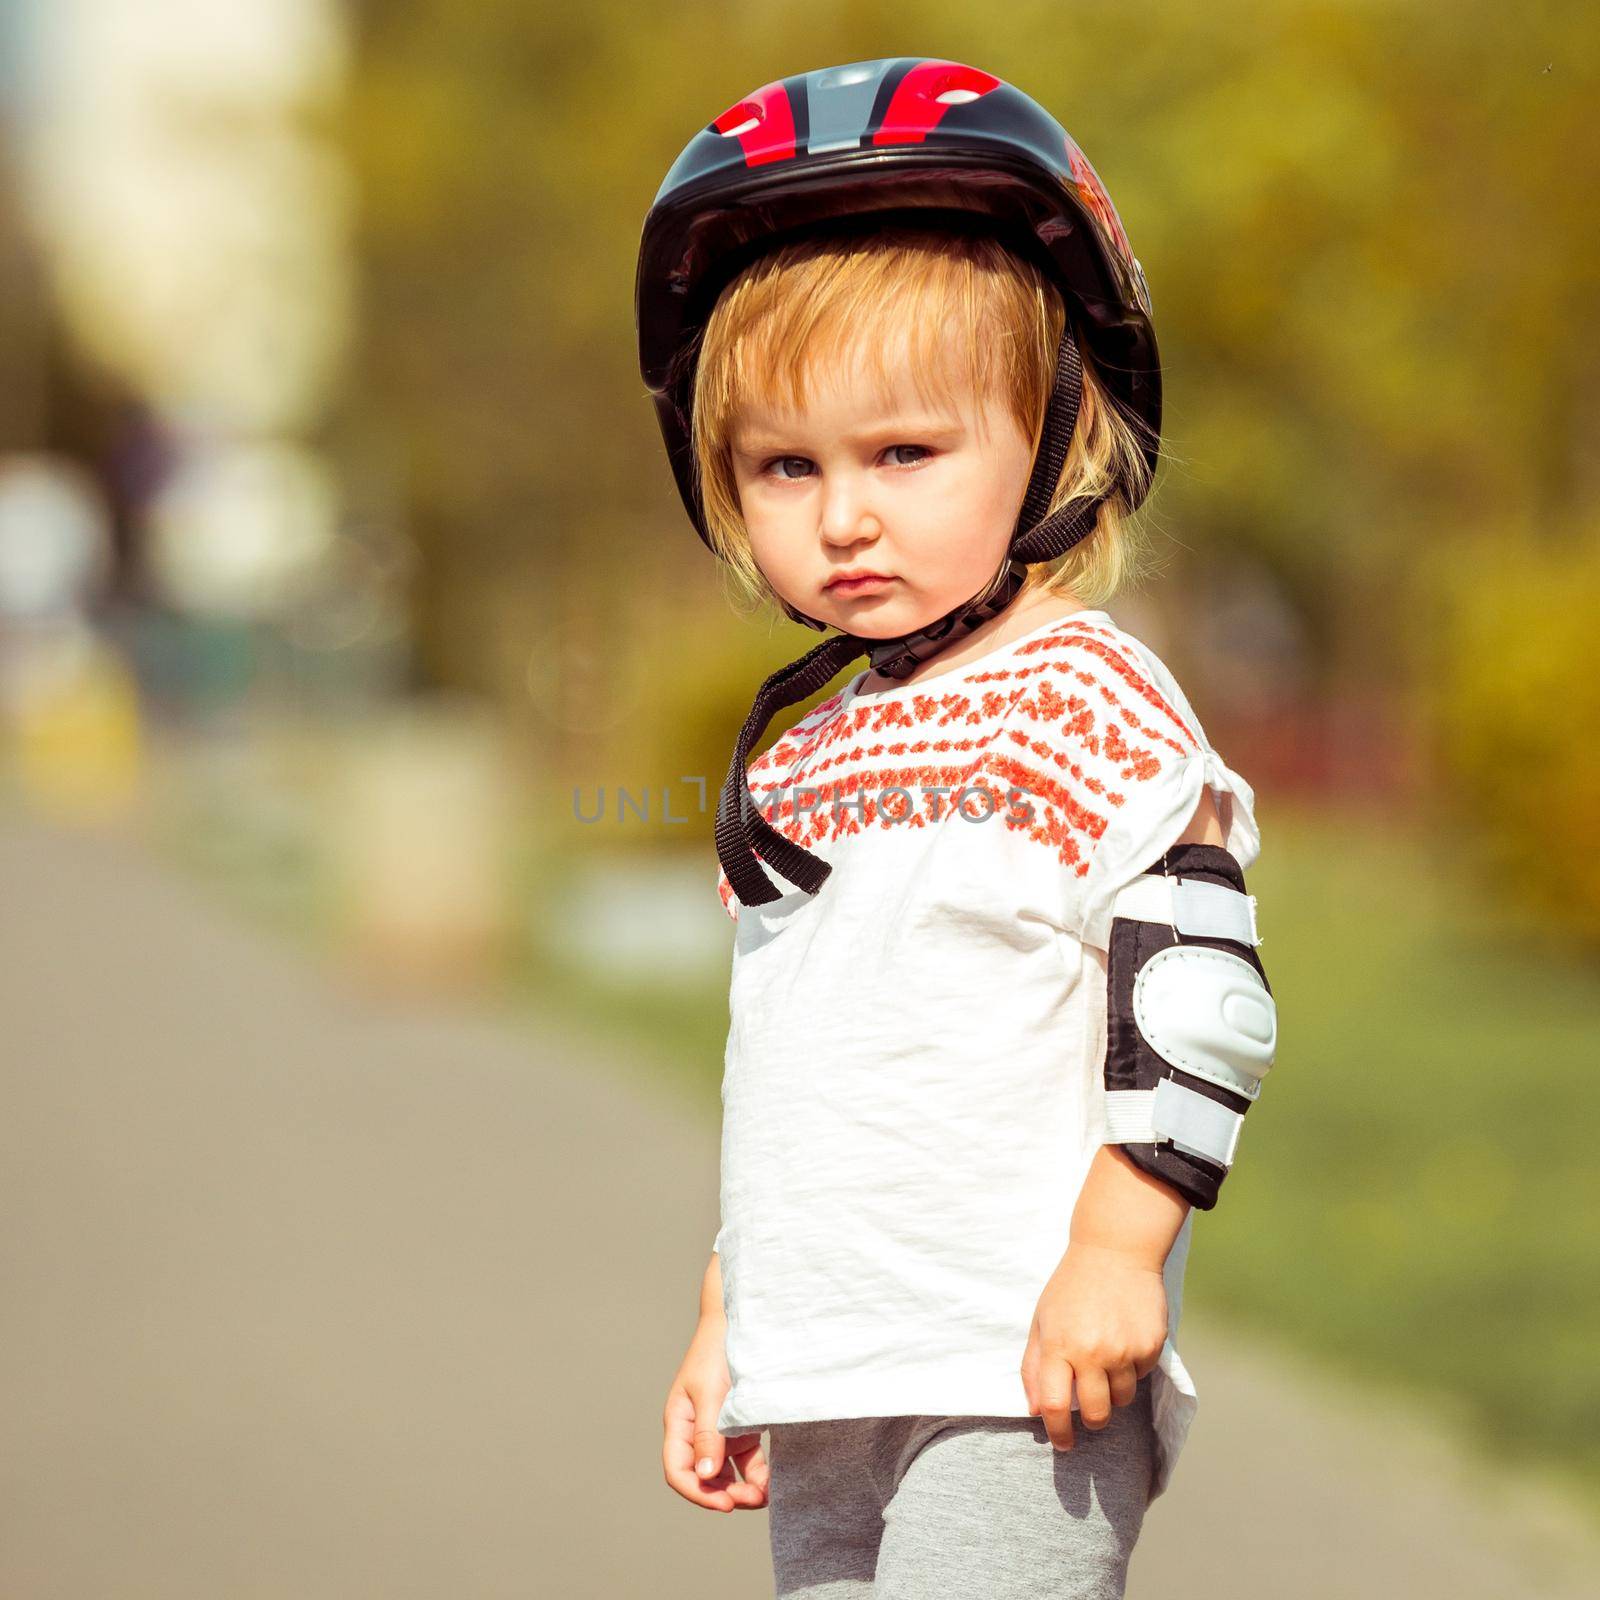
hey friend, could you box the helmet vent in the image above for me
[817,64,876,89]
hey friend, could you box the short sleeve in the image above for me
[1018,623,1258,949]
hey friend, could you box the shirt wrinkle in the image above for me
[712,611,1259,1502]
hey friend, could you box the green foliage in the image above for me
[1426,522,1600,946]
[341,1,1600,931]
[1204,808,1600,1502]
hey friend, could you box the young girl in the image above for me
[639,58,1276,1597]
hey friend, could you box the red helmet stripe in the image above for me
[713,79,797,167]
[871,60,1000,146]
[1066,143,1134,266]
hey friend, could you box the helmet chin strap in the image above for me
[775,553,1031,676]
[716,321,1114,907]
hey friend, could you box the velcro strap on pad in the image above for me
[1111,874,1260,946]
[1104,1082,1243,1168]
[1104,1089,1159,1143]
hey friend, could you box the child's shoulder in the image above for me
[1001,609,1264,943]
[1009,609,1205,761]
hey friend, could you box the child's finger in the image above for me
[1037,1360,1078,1451]
[663,1437,737,1511]
[692,1423,725,1483]
[662,1389,737,1511]
[1108,1363,1139,1407]
[706,1431,767,1509]
[1019,1334,1041,1414]
[723,1472,768,1509]
[1074,1365,1113,1429]
[664,1453,737,1510]
[725,1435,770,1507]
[729,1433,768,1485]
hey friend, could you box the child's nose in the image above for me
[819,478,882,546]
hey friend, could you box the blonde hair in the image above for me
[683,218,1159,620]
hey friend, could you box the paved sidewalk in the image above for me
[2,816,1596,1598]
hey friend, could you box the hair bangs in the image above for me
[687,223,1160,615]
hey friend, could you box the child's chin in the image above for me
[834,618,909,640]
[817,597,916,635]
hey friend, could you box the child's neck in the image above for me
[858,589,1089,694]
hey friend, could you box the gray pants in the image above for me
[766,1373,1156,1598]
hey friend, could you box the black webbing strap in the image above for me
[715,322,1112,907]
[713,630,873,905]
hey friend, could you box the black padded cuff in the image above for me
[1120,1141,1227,1212]
[1103,844,1267,1213]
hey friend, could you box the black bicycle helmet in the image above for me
[635,56,1162,908]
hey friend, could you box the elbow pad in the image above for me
[1102,842,1275,1211]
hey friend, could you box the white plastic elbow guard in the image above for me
[1102,843,1275,1210]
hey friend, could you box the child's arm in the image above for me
[1080,780,1227,1241]
[1020,1159,1180,1456]
[1020,790,1224,1452]
[1069,1143,1190,1270]
[660,1251,769,1513]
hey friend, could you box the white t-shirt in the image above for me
[710,607,1260,1501]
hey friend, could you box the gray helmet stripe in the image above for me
[806,59,899,153]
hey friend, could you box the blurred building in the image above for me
[0,0,517,985]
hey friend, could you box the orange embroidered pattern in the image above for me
[714,620,1198,918]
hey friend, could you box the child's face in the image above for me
[728,336,1035,636]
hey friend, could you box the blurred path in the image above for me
[2,815,1596,1599]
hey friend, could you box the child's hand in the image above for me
[662,1315,769,1512]
[1020,1240,1167,1452]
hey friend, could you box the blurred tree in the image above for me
[1427,515,1600,948]
[339,0,1600,916]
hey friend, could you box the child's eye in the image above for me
[760,445,932,481]
[885,444,931,468]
